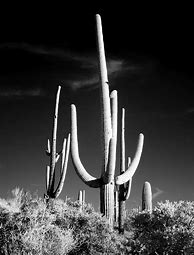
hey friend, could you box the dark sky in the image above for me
[0,4,194,210]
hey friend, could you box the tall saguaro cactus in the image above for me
[71,14,144,225]
[142,181,152,212]
[45,86,70,200]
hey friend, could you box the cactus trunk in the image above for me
[118,193,125,234]
[100,182,115,225]
[114,190,119,224]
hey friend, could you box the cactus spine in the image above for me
[71,14,144,225]
[142,181,152,212]
[45,86,70,200]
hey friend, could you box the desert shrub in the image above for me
[0,188,32,254]
[125,200,194,254]
[2,188,194,254]
[0,188,127,254]
[0,188,75,254]
[22,223,74,255]
[52,199,128,254]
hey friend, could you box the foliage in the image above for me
[0,188,127,254]
[0,188,75,254]
[1,189,194,254]
[125,200,194,254]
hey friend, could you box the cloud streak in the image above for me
[66,58,129,90]
[152,187,164,200]
[0,88,44,98]
[0,42,134,92]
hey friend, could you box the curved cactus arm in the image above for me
[46,166,50,193]
[124,178,132,201]
[71,104,102,188]
[54,133,70,198]
[102,90,118,183]
[115,133,144,185]
[48,86,61,194]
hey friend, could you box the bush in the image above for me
[1,189,194,254]
[0,188,127,254]
[0,188,75,254]
[125,200,194,254]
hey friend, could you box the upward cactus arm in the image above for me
[120,108,125,173]
[102,90,118,183]
[48,86,61,193]
[46,166,50,192]
[96,14,112,173]
[124,157,132,200]
[46,139,51,156]
[54,133,70,198]
[71,104,102,188]
[60,138,67,175]
[115,133,144,185]
[78,190,83,203]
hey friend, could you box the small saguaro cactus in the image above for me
[78,190,86,211]
[142,181,152,212]
[71,14,144,225]
[45,86,70,201]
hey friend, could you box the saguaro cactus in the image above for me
[142,181,152,212]
[45,86,70,200]
[118,109,133,233]
[78,190,85,211]
[71,14,144,225]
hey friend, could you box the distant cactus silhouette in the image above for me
[45,86,70,200]
[142,181,152,212]
[71,14,144,225]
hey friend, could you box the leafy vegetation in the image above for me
[0,188,194,254]
[125,201,194,254]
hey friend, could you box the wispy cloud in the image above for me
[0,42,97,66]
[152,187,164,200]
[66,58,129,90]
[0,42,134,91]
[0,88,44,98]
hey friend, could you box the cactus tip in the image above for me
[71,104,76,110]
[110,90,117,98]
[139,133,144,138]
